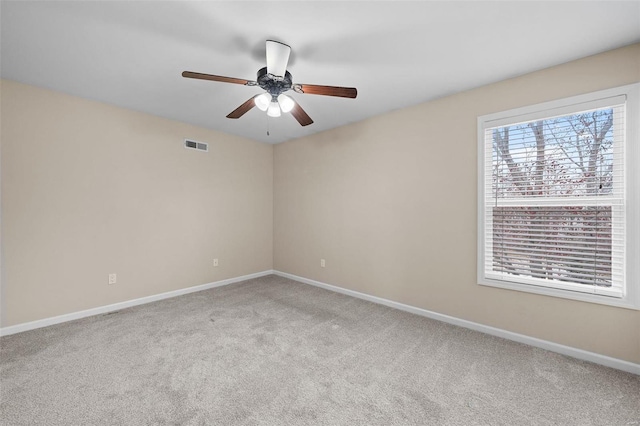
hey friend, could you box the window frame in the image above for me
[477,83,640,310]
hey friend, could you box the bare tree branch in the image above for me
[494,128,529,196]
[546,121,586,174]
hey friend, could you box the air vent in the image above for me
[184,139,208,152]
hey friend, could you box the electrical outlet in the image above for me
[321,259,326,268]
[213,258,219,267]
[108,273,117,285]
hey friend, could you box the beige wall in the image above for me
[274,43,640,364]
[1,80,273,326]
[2,44,639,364]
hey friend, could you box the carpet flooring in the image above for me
[1,274,639,425]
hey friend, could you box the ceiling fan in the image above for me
[182,40,358,127]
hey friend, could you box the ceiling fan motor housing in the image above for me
[257,67,292,99]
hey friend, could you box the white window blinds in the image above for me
[482,100,626,297]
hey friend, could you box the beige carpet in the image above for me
[1,274,639,425]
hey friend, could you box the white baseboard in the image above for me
[0,270,274,337]
[4,269,638,375]
[273,270,640,376]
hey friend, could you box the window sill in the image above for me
[478,277,640,310]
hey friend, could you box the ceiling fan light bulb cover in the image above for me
[277,94,295,113]
[255,93,271,111]
[267,101,281,117]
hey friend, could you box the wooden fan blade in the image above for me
[227,96,258,119]
[290,102,314,126]
[182,71,255,86]
[294,84,357,99]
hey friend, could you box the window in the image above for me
[478,84,640,309]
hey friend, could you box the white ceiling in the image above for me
[2,1,639,144]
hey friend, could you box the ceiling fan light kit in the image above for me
[182,40,358,128]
